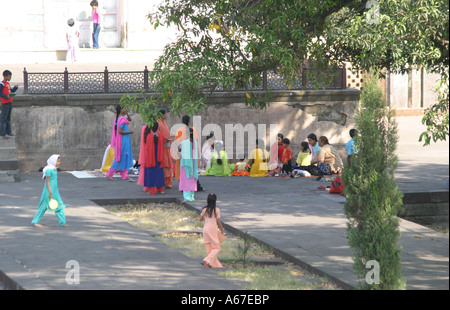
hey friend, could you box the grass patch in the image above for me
[154,232,273,262]
[109,203,202,231]
[106,202,340,290]
[218,265,329,290]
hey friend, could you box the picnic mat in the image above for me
[69,170,138,179]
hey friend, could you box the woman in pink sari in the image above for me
[106,104,133,180]
[200,193,225,268]
[266,133,285,176]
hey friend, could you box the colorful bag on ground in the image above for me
[329,177,344,194]
[101,145,115,173]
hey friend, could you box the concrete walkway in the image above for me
[0,115,448,290]
[0,58,448,290]
[0,170,447,290]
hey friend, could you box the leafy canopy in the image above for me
[123,0,449,134]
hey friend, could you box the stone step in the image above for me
[0,136,20,182]
[0,159,20,171]
[0,170,20,183]
[0,146,18,160]
[0,136,16,147]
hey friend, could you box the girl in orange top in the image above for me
[281,138,293,179]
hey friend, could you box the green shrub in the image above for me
[342,71,405,290]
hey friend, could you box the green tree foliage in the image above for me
[419,71,449,146]
[326,0,449,145]
[342,72,405,290]
[125,0,449,137]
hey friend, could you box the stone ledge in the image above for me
[0,160,19,171]
[14,89,361,107]
[403,191,449,204]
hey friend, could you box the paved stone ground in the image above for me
[0,168,447,290]
[0,59,448,290]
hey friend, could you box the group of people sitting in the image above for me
[102,106,357,202]
[200,131,353,179]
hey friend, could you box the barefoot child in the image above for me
[31,155,67,227]
[200,193,225,268]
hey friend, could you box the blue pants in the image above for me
[92,23,100,48]
[31,207,66,226]
[0,102,12,136]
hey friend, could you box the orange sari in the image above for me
[158,119,174,187]
[232,162,249,176]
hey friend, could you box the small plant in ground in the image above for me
[235,231,252,268]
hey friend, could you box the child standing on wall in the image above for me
[90,0,102,49]
[0,70,19,139]
[200,193,225,268]
[66,18,80,62]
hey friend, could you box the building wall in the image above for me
[1,2,440,111]
[0,0,174,50]
[345,64,440,111]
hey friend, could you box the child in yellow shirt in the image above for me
[296,142,312,166]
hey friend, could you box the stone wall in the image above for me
[399,192,449,226]
[12,89,360,172]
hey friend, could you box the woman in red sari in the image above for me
[138,122,168,195]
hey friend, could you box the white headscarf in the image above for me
[42,154,60,179]
[214,140,224,152]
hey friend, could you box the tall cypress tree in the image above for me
[342,71,405,290]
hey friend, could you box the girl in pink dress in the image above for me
[200,193,225,268]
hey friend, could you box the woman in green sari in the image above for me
[203,141,233,177]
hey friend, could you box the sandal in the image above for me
[202,260,212,268]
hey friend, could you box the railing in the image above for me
[23,66,346,95]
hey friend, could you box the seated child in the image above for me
[281,138,293,179]
[232,155,250,176]
[296,142,312,166]
[292,141,313,177]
